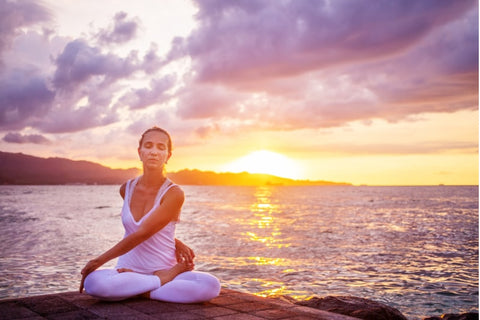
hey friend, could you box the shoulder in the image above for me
[119,177,140,199]
[119,182,127,199]
[167,184,184,199]
[163,184,184,204]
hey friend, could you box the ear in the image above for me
[138,148,142,160]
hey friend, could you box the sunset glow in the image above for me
[222,150,303,180]
[0,0,477,186]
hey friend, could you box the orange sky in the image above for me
[0,0,478,186]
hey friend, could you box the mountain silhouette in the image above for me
[0,151,350,186]
[0,151,139,185]
[168,169,350,186]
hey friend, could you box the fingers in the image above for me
[79,274,85,293]
[175,251,182,263]
[182,253,194,264]
[175,242,196,263]
[187,248,195,260]
[79,266,88,293]
[176,250,195,264]
[79,260,97,293]
[180,259,195,271]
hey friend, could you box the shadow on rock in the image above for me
[296,296,407,320]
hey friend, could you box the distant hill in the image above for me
[168,169,350,186]
[0,151,350,186]
[0,151,140,185]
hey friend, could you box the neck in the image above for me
[140,170,166,188]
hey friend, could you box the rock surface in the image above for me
[423,313,479,320]
[0,290,360,320]
[296,296,408,320]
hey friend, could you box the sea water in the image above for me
[0,185,477,319]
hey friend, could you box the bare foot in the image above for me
[154,261,194,285]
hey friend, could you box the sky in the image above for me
[0,0,478,186]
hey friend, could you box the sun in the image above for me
[222,150,303,180]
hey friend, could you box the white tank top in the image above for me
[116,177,179,274]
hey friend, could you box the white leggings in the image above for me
[84,269,221,303]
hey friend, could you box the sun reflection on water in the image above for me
[238,187,304,299]
[240,187,292,248]
[248,256,286,266]
[255,282,289,298]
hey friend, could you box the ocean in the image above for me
[0,184,477,319]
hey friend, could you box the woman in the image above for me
[79,127,221,303]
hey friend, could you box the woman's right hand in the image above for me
[79,259,102,293]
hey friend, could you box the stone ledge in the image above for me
[0,288,358,320]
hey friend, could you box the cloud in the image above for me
[141,43,166,73]
[36,103,119,134]
[174,0,475,83]
[0,0,477,143]
[95,12,140,45]
[194,123,220,139]
[2,132,50,144]
[0,68,55,129]
[168,0,478,131]
[0,4,171,135]
[319,141,479,156]
[126,109,173,138]
[52,39,140,90]
[176,84,247,119]
[0,0,51,64]
[117,75,176,110]
[0,36,129,133]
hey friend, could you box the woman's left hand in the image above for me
[79,259,102,293]
[175,239,195,264]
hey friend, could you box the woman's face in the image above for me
[138,131,171,169]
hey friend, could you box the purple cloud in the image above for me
[96,12,140,45]
[3,132,50,144]
[166,0,477,131]
[117,75,176,110]
[0,0,477,141]
[0,68,54,129]
[0,0,51,64]
[127,109,173,136]
[35,104,119,133]
[0,4,170,135]
[173,0,476,83]
[176,84,247,119]
[53,39,139,90]
[142,43,165,74]
[0,37,128,134]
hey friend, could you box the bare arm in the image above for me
[120,182,193,261]
[119,182,126,199]
[79,186,184,292]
